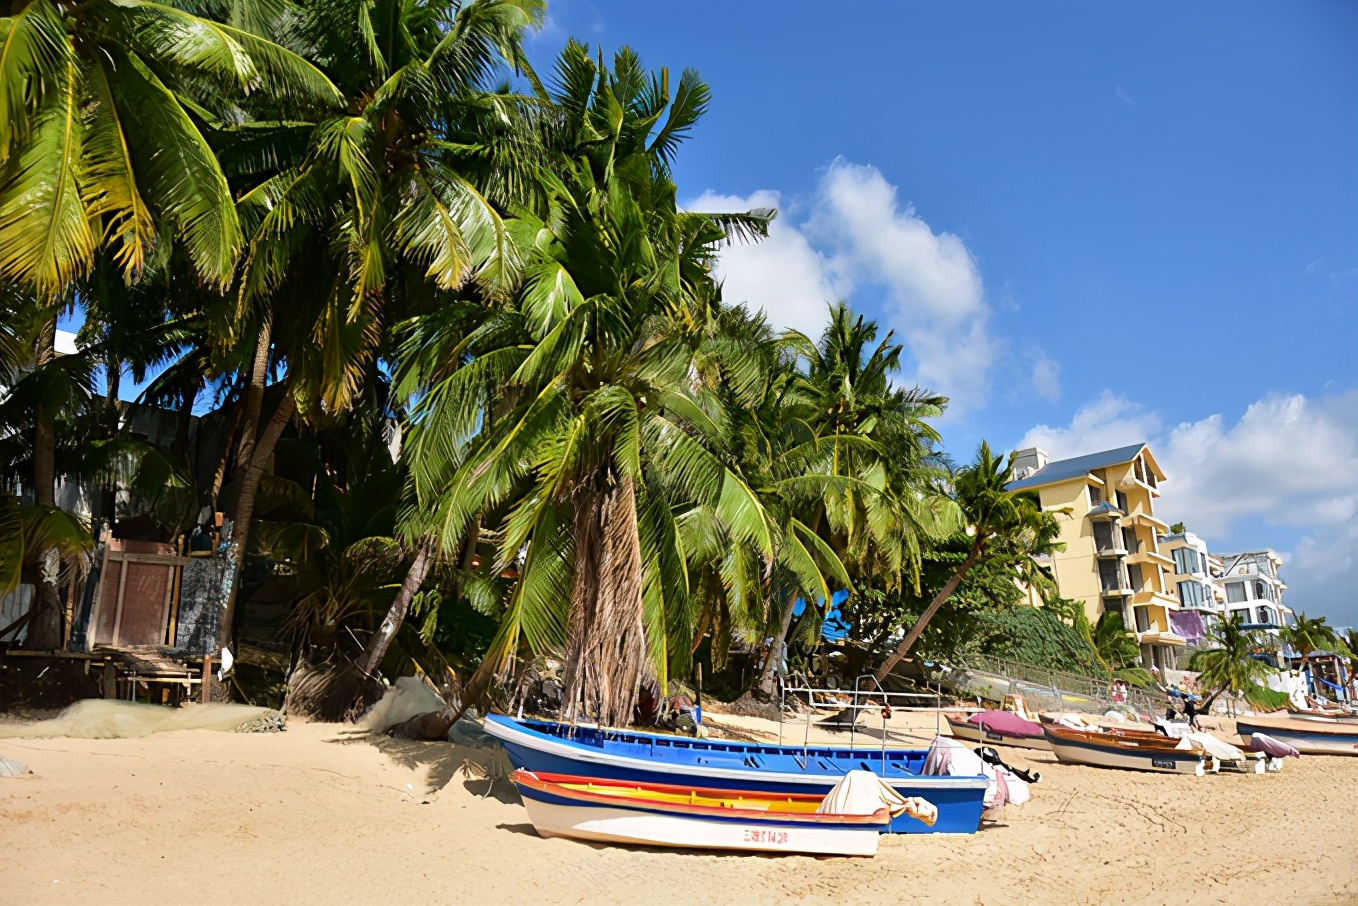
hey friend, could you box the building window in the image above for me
[1172,547,1198,575]
[1198,551,1208,574]
[1089,486,1102,506]
[1099,560,1122,591]
[1134,607,1150,632]
[1254,581,1268,601]
[1226,582,1246,604]
[1177,581,1206,607]
[1094,523,1115,550]
[1127,564,1143,591]
[1115,490,1128,513]
[1256,606,1272,626]
[1122,527,1139,554]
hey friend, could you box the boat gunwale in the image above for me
[1042,727,1205,763]
[511,770,891,826]
[484,714,993,791]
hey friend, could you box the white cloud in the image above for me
[1159,393,1358,539]
[1017,390,1358,624]
[1029,351,1061,402]
[1017,391,1162,461]
[689,160,995,411]
[687,190,839,339]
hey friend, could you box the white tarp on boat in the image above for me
[816,769,937,827]
[1179,732,1246,763]
[922,735,1029,809]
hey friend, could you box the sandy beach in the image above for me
[1,710,1355,906]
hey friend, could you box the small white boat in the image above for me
[509,769,934,856]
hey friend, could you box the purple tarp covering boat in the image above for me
[963,711,1045,739]
[1247,732,1301,759]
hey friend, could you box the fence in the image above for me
[958,653,1165,717]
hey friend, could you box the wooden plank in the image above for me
[100,659,117,699]
[166,562,183,647]
[106,552,191,566]
[110,555,130,646]
[87,535,115,647]
[201,654,212,704]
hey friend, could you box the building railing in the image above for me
[959,653,1166,717]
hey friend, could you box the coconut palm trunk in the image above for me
[356,537,435,678]
[754,590,800,697]
[560,470,648,727]
[219,368,296,647]
[874,543,981,683]
[24,319,64,650]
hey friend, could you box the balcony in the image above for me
[1122,510,1169,532]
[1094,545,1128,559]
[1087,501,1124,521]
[1127,549,1174,570]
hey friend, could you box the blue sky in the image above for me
[527,1,1358,624]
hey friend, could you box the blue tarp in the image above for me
[791,589,851,642]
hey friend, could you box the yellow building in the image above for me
[1008,443,1185,670]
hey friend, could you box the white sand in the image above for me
[1,710,1355,905]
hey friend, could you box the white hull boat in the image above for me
[1044,726,1207,775]
[519,798,884,856]
[508,770,931,857]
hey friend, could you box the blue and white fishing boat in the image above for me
[483,713,989,834]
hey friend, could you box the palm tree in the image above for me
[1280,611,1340,675]
[0,0,341,295]
[875,442,1060,683]
[1085,610,1153,688]
[386,42,773,730]
[214,0,546,643]
[1190,613,1274,714]
[744,304,957,695]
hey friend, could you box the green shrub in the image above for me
[972,607,1104,675]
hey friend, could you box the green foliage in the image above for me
[1243,685,1288,711]
[1281,612,1340,664]
[971,607,1104,675]
[1169,521,1186,534]
[1191,613,1277,705]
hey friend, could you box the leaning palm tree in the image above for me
[1190,613,1274,715]
[747,304,957,694]
[875,442,1060,682]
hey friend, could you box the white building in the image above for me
[1160,531,1223,618]
[1216,550,1293,652]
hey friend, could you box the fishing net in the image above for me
[357,676,446,734]
[0,699,283,739]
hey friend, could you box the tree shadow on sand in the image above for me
[326,730,521,803]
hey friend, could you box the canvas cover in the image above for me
[965,710,1044,738]
[815,769,937,827]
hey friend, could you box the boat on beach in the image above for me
[509,769,930,856]
[1236,715,1358,756]
[945,711,1050,750]
[1043,724,1209,775]
[483,713,989,834]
